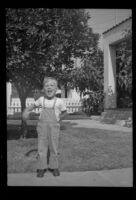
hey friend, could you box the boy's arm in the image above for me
[23,96,42,115]
[25,104,37,112]
[22,97,42,121]
[59,99,67,121]
[22,104,37,120]
[59,110,67,121]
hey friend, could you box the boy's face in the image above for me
[43,80,57,98]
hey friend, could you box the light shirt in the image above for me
[34,97,67,121]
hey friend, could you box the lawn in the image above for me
[7,121,132,173]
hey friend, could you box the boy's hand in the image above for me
[22,104,36,121]
[59,110,67,121]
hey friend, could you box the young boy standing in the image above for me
[22,77,67,177]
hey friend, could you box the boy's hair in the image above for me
[43,77,58,87]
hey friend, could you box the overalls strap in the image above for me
[52,97,57,109]
[43,97,45,108]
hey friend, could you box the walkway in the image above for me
[64,119,132,132]
[8,168,132,186]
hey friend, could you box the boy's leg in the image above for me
[48,124,60,170]
[37,136,48,169]
[37,125,48,170]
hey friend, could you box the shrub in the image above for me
[69,110,86,116]
[82,90,104,116]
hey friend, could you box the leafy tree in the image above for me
[71,48,104,115]
[72,48,104,96]
[6,8,100,137]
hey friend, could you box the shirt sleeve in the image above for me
[34,97,43,107]
[59,99,67,112]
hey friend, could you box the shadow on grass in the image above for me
[7,126,37,140]
[7,121,79,163]
[7,121,78,140]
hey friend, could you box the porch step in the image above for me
[100,109,132,127]
[101,110,132,120]
[90,115,101,121]
[101,117,116,124]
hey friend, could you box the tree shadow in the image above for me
[22,121,78,160]
[7,125,38,140]
[7,121,78,140]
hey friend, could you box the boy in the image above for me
[22,77,67,177]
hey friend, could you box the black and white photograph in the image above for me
[6,8,132,187]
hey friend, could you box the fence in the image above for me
[7,98,82,115]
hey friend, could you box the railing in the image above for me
[7,98,82,115]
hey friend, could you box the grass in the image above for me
[7,121,132,173]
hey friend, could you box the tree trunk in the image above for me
[20,95,28,139]
[13,81,32,139]
[64,84,68,98]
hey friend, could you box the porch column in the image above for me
[6,82,12,114]
[104,43,117,109]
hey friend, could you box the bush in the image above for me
[82,90,104,116]
[69,110,87,116]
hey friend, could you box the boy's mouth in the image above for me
[47,90,54,95]
[48,90,52,93]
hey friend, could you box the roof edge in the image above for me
[103,16,132,35]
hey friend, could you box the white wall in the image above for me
[6,82,12,114]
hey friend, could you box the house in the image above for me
[102,16,132,121]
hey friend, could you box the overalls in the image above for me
[36,97,60,169]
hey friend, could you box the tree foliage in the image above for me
[72,48,104,95]
[71,48,104,115]
[6,8,100,102]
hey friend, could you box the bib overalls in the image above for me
[36,98,60,169]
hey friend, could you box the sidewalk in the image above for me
[8,168,132,186]
[64,119,132,132]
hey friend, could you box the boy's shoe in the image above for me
[52,169,60,176]
[36,169,47,178]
